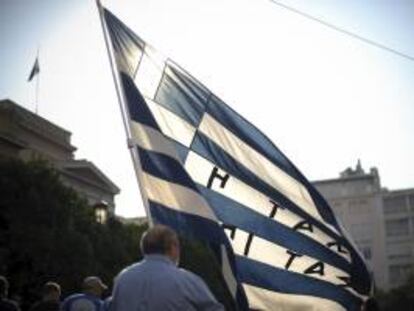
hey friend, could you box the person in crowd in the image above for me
[61,277,107,311]
[30,282,61,311]
[111,224,224,311]
[0,276,20,311]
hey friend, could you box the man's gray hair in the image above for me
[140,225,179,255]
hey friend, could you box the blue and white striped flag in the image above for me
[102,7,372,311]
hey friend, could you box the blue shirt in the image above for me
[112,255,224,311]
[61,294,104,311]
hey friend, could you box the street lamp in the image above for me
[94,201,108,224]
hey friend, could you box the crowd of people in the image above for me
[0,225,224,311]
[1,225,380,311]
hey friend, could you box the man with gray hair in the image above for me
[111,224,224,311]
[61,276,107,311]
[30,282,61,311]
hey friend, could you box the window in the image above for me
[360,246,372,260]
[348,200,362,214]
[412,217,414,235]
[389,264,413,285]
[387,242,412,259]
[332,201,343,209]
[351,223,371,239]
[383,196,408,214]
[386,218,409,237]
[359,199,368,205]
[409,195,414,211]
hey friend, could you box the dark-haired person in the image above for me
[0,276,20,311]
[112,225,224,311]
[30,282,61,311]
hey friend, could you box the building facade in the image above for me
[382,188,414,288]
[313,161,414,290]
[0,99,119,213]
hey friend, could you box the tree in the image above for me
[0,159,236,310]
[180,238,237,311]
[376,275,414,311]
[0,159,146,310]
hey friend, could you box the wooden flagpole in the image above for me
[94,0,153,225]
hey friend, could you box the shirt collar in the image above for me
[144,254,175,265]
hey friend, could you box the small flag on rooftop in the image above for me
[98,5,373,311]
[28,58,40,82]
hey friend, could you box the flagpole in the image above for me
[95,0,153,225]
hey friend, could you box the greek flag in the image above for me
[28,58,40,82]
[101,7,372,311]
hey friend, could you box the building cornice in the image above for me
[0,132,28,149]
[56,159,120,195]
[0,99,76,153]
[313,174,375,185]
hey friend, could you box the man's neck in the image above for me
[144,254,175,264]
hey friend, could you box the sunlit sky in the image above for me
[1,0,413,217]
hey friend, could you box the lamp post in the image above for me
[94,201,108,224]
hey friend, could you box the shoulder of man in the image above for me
[176,268,216,297]
[176,269,225,310]
[178,269,208,285]
[61,294,102,311]
[62,294,84,302]
[116,262,143,279]
[61,293,82,306]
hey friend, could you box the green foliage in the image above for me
[180,238,237,311]
[0,159,146,309]
[0,159,236,310]
[376,275,414,311]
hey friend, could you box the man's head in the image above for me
[42,282,61,302]
[0,276,9,299]
[82,276,107,297]
[140,225,180,264]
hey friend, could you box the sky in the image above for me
[0,0,413,217]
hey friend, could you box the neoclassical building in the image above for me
[314,161,414,290]
[0,99,119,214]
